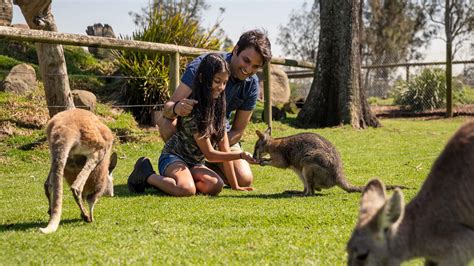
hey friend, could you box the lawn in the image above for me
[0,111,470,264]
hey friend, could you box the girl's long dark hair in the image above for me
[190,53,229,142]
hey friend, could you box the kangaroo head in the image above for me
[253,128,272,160]
[103,152,118,197]
[346,179,405,266]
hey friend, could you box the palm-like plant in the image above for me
[114,2,221,124]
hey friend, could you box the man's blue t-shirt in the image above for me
[181,53,260,122]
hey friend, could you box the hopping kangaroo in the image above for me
[41,108,117,234]
[253,128,402,196]
[347,120,474,265]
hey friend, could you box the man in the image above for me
[128,29,272,193]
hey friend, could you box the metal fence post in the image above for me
[263,63,272,129]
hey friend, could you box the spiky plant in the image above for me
[114,2,222,124]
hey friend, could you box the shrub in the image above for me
[391,67,467,111]
[113,3,221,124]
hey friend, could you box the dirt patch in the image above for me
[371,105,474,119]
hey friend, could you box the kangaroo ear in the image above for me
[264,127,272,136]
[109,152,118,172]
[358,179,387,224]
[377,188,404,230]
[256,130,265,140]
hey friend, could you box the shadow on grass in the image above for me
[0,218,82,232]
[113,184,329,199]
[218,189,328,199]
[18,136,47,151]
[113,184,170,198]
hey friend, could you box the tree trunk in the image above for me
[0,0,13,26]
[14,0,74,117]
[296,0,380,129]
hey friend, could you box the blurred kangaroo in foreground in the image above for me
[40,109,117,234]
[253,128,404,196]
[347,120,474,265]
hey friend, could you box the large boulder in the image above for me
[72,90,97,111]
[85,23,116,59]
[2,64,37,94]
[257,65,290,105]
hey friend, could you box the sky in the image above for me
[11,0,309,58]
[10,0,470,62]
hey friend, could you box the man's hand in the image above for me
[174,98,198,117]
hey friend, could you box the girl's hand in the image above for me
[232,186,255,191]
[240,151,259,164]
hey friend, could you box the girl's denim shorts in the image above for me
[158,153,203,175]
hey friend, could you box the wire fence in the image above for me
[361,53,474,116]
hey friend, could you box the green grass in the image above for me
[0,115,470,264]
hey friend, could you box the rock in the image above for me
[85,23,116,59]
[72,90,97,111]
[261,105,287,121]
[2,64,37,94]
[257,65,290,105]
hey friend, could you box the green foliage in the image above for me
[0,55,39,80]
[391,68,467,111]
[95,104,143,143]
[0,55,26,70]
[63,46,118,97]
[367,96,395,106]
[0,40,38,65]
[114,2,221,124]
[363,0,432,64]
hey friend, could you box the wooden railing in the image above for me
[0,26,316,129]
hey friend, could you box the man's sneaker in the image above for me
[128,157,155,193]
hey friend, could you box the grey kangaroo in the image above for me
[253,128,403,196]
[40,109,117,234]
[347,120,474,265]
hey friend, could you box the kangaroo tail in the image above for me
[40,148,68,234]
[385,184,409,190]
[336,175,365,193]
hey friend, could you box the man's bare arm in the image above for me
[228,110,253,146]
[163,82,194,119]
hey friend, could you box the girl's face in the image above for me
[211,71,229,99]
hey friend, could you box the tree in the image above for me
[362,0,433,95]
[296,0,380,129]
[276,1,320,62]
[362,0,431,66]
[14,0,74,117]
[427,0,474,117]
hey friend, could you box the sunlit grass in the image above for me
[0,114,470,264]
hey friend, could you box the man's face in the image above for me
[230,46,264,80]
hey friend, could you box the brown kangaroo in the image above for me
[347,120,474,265]
[253,128,404,196]
[40,109,117,234]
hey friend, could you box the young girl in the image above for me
[128,53,257,196]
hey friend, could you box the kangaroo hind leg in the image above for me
[40,146,69,234]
